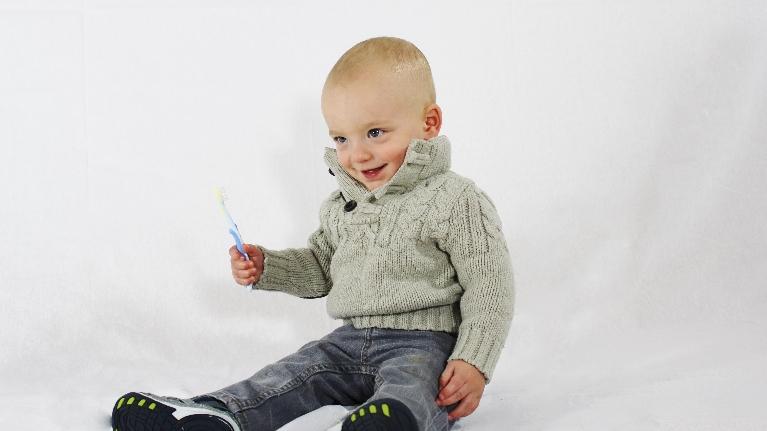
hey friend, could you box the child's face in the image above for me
[322,74,439,192]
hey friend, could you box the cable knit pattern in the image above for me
[254,135,514,382]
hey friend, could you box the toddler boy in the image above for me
[112,36,514,431]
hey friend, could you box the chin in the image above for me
[364,181,383,192]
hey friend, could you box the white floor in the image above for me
[1,316,764,430]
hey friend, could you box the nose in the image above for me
[349,141,372,164]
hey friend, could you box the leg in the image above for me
[193,325,376,431]
[357,328,457,431]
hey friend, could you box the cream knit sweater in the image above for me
[255,135,514,381]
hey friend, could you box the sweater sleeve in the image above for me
[252,200,335,299]
[438,183,514,382]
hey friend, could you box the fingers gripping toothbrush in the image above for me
[216,187,255,290]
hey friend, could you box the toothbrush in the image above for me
[216,187,255,290]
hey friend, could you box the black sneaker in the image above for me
[341,398,418,431]
[111,391,240,431]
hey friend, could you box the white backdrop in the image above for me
[1,1,766,430]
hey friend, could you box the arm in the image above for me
[254,223,334,298]
[435,183,514,419]
[232,196,336,298]
[440,183,514,380]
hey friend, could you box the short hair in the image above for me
[323,36,436,106]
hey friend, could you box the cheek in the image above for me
[385,147,408,167]
[337,151,353,171]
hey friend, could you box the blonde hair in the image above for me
[324,36,436,106]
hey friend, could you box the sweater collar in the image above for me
[324,135,452,202]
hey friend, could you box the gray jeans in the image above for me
[194,324,457,431]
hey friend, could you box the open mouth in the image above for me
[361,164,386,179]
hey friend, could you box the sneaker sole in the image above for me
[111,392,236,431]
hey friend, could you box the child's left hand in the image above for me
[436,359,486,421]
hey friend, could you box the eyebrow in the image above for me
[328,121,388,136]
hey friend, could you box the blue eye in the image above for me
[333,136,347,144]
[367,128,383,138]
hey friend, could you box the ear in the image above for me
[423,103,442,139]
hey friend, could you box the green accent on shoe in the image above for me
[341,398,417,431]
[127,397,135,405]
[117,398,124,410]
[149,402,156,410]
[138,399,146,407]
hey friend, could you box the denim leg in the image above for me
[366,328,457,431]
[194,325,376,431]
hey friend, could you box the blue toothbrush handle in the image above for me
[229,228,248,260]
[229,227,255,290]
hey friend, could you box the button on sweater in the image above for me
[254,135,514,381]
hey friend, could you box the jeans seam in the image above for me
[360,327,373,365]
[234,363,376,411]
[199,392,250,430]
[429,404,451,431]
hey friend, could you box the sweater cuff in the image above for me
[252,246,289,292]
[253,246,329,298]
[448,320,510,383]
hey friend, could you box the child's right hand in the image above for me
[230,243,264,286]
